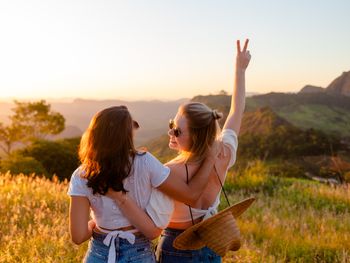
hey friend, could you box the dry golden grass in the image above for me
[0,173,86,262]
[222,162,350,263]
[0,169,349,262]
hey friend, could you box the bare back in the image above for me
[166,141,232,229]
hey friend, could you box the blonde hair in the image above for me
[178,102,222,162]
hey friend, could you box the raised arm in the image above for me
[223,39,251,135]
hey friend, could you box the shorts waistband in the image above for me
[162,227,185,237]
[92,230,146,242]
[97,225,136,232]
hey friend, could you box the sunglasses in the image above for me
[169,119,181,137]
[133,120,140,129]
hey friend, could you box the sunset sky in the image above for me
[0,0,349,100]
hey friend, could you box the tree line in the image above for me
[0,100,79,180]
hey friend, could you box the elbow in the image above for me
[71,234,88,245]
[71,237,84,245]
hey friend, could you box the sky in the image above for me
[0,0,349,101]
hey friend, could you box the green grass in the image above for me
[278,104,350,137]
[1,166,349,262]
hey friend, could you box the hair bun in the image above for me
[212,110,223,120]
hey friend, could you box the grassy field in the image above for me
[278,104,350,137]
[1,164,349,262]
[223,162,350,262]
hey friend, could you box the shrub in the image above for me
[267,161,305,178]
[19,138,80,180]
[225,160,269,193]
[0,154,47,175]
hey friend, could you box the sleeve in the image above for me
[67,168,90,197]
[220,129,238,168]
[145,188,174,229]
[146,153,171,188]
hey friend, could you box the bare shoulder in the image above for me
[165,157,181,168]
[165,161,181,170]
[215,140,232,167]
[165,159,185,176]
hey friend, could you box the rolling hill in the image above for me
[326,71,350,96]
[239,106,297,136]
[298,70,350,97]
[193,92,350,138]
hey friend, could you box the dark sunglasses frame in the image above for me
[169,119,181,137]
[133,120,140,129]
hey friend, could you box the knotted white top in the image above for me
[67,152,172,230]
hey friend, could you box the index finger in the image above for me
[236,40,241,53]
[243,39,249,52]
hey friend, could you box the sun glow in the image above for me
[0,1,349,100]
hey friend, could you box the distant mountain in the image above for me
[144,134,177,163]
[246,92,260,97]
[298,71,350,97]
[299,85,325,94]
[246,93,350,137]
[191,94,231,109]
[240,107,297,136]
[247,93,350,137]
[247,92,350,111]
[188,92,350,138]
[50,125,82,139]
[0,98,188,145]
[326,71,350,96]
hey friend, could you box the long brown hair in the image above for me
[79,106,137,195]
[179,102,222,162]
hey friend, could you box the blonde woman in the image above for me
[107,39,251,262]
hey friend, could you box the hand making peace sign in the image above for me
[236,39,251,70]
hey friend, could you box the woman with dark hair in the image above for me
[67,106,216,262]
[107,39,251,262]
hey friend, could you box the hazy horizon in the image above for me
[0,91,265,103]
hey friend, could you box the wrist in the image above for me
[114,193,128,206]
[235,67,246,74]
[88,220,96,232]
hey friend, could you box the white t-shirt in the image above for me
[67,152,173,230]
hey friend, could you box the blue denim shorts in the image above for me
[84,231,156,263]
[155,228,221,263]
